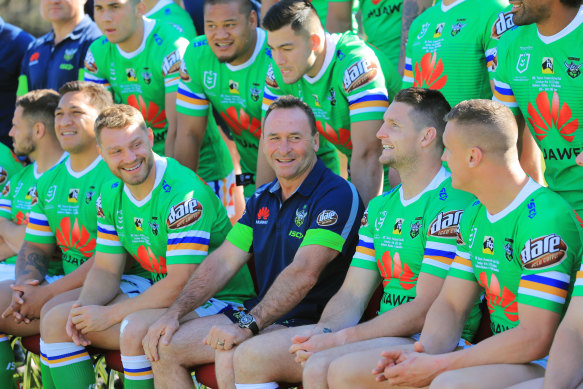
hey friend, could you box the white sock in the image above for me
[235,383,279,389]
[121,354,153,381]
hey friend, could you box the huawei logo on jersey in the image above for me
[167,199,203,229]
[257,207,269,224]
[520,234,568,269]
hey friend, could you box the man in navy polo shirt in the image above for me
[0,17,33,145]
[141,95,364,388]
[17,0,101,95]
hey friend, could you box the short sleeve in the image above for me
[24,184,55,245]
[350,207,377,271]
[162,36,189,94]
[0,179,13,220]
[261,63,286,116]
[448,211,479,283]
[176,41,210,116]
[83,44,111,89]
[95,193,125,254]
[226,195,257,252]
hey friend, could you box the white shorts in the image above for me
[461,341,548,368]
[194,298,243,317]
[45,274,151,299]
[0,263,15,282]
[208,171,236,218]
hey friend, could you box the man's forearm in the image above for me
[78,264,123,307]
[0,221,26,253]
[350,154,383,206]
[399,0,434,74]
[173,128,203,171]
[15,241,50,284]
[317,288,371,331]
[45,257,94,298]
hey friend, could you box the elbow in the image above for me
[521,326,556,361]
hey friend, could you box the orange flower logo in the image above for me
[413,52,447,90]
[316,121,352,149]
[56,217,96,258]
[14,211,29,225]
[132,245,166,274]
[127,95,167,130]
[527,91,578,142]
[220,107,261,138]
[378,251,418,290]
[257,206,269,220]
[479,272,518,322]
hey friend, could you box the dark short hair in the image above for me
[262,0,320,34]
[203,0,253,15]
[393,88,451,150]
[58,81,113,112]
[560,0,582,7]
[94,104,148,143]
[264,95,317,136]
[15,89,60,134]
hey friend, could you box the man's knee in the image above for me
[303,351,334,386]
[327,353,363,388]
[233,336,262,372]
[40,303,70,340]
[120,312,150,353]
[430,371,466,389]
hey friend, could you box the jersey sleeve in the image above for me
[83,42,111,89]
[176,40,210,116]
[0,179,14,220]
[572,259,583,297]
[95,191,125,255]
[24,181,55,245]
[261,62,286,115]
[300,181,361,252]
[482,4,512,79]
[161,36,189,94]
[226,195,257,252]
[350,207,377,271]
[402,18,419,88]
[448,207,479,283]
[492,33,520,115]
[343,52,389,123]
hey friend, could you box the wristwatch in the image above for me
[237,312,259,335]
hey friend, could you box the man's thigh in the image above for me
[506,377,543,389]
[430,363,546,389]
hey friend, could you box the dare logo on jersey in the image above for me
[84,50,98,73]
[96,195,105,218]
[429,210,462,238]
[266,65,279,89]
[343,59,378,93]
[1,181,10,197]
[317,210,339,227]
[520,234,568,269]
[491,11,515,40]
[179,61,191,82]
[167,199,203,229]
[0,168,7,185]
[162,50,182,76]
[361,209,369,228]
[456,225,464,245]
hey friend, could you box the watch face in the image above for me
[239,314,253,326]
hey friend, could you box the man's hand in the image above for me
[143,312,180,362]
[10,280,53,323]
[204,324,252,350]
[373,342,446,387]
[576,150,583,166]
[1,287,25,322]
[66,303,91,346]
[289,328,344,365]
[70,304,118,334]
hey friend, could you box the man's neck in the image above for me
[52,14,84,45]
[441,0,459,7]
[142,0,159,13]
[474,162,529,215]
[118,19,145,53]
[69,148,99,173]
[537,4,580,36]
[399,157,442,200]
[306,33,326,78]
[30,144,64,174]
[229,29,258,66]
[279,162,316,202]
[128,163,158,201]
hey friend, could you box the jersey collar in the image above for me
[45,15,93,45]
[399,166,449,207]
[303,33,339,84]
[486,178,541,223]
[268,158,327,200]
[537,5,583,44]
[116,17,156,59]
[226,28,266,72]
[144,0,174,17]
[123,154,167,207]
[33,151,69,179]
[441,0,467,13]
[65,155,103,178]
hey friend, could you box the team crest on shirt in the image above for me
[0,168,7,185]
[317,210,338,226]
[520,234,568,269]
[375,210,387,231]
[361,209,369,228]
[167,199,203,229]
[542,57,554,74]
[456,225,464,245]
[134,217,143,231]
[45,185,57,203]
[265,65,279,89]
[30,187,38,206]
[393,218,403,235]
[433,23,445,38]
[328,88,337,106]
[149,217,159,236]
[141,68,152,85]
[1,181,10,197]
[504,238,514,262]
[63,48,77,61]
[25,186,35,200]
[162,50,182,76]
[343,59,378,93]
[179,61,191,82]
[482,236,495,255]
[250,83,261,102]
[564,58,582,79]
[126,68,138,82]
[294,205,307,227]
[450,20,466,36]
[229,80,240,94]
[68,188,79,203]
[85,186,95,204]
[516,53,530,74]
[417,23,430,40]
[96,195,105,218]
[491,11,515,40]
[204,71,217,89]
[410,217,422,239]
[84,51,97,73]
[313,94,321,107]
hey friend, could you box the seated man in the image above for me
[363,100,582,389]
[142,96,364,389]
[40,104,255,389]
[231,88,479,389]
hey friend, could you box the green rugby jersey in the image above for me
[312,0,360,33]
[360,0,402,66]
[263,32,399,162]
[0,153,67,269]
[144,0,196,39]
[177,29,270,199]
[0,143,23,193]
[351,167,480,340]
[24,157,139,276]
[493,7,583,215]
[449,180,582,335]
[403,0,513,106]
[96,156,255,304]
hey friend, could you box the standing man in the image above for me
[142,96,364,389]
[231,88,479,389]
[261,0,401,205]
[18,0,101,95]
[143,0,197,38]
[493,0,583,221]
[368,100,581,389]
[40,104,254,389]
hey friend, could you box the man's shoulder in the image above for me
[150,19,189,46]
[76,17,102,42]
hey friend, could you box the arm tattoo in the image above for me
[15,242,49,282]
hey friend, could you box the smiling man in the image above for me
[141,96,363,389]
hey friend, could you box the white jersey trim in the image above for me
[117,18,156,59]
[537,6,583,44]
[303,33,339,84]
[65,155,103,179]
[144,0,174,17]
[226,28,267,72]
[123,154,167,207]
[441,0,467,13]
[486,178,541,223]
[399,166,449,207]
[33,152,68,179]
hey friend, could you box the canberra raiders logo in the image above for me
[410,217,422,239]
[565,59,582,79]
[450,20,466,36]
[294,205,307,227]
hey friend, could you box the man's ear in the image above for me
[310,32,322,52]
[32,121,46,140]
[468,146,483,168]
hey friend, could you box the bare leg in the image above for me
[506,377,543,389]
[429,364,545,389]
